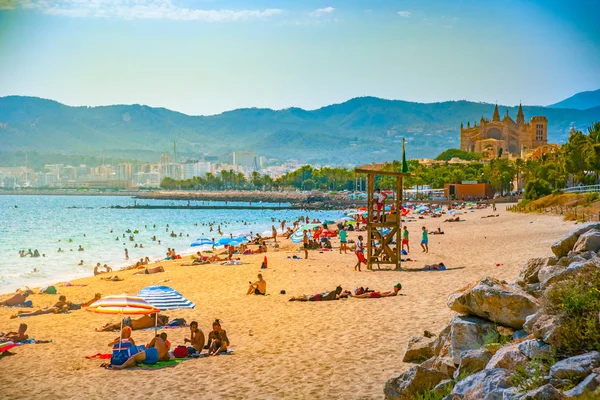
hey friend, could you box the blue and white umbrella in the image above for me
[191,238,214,247]
[138,286,195,311]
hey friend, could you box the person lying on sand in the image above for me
[481,214,500,218]
[424,263,447,271]
[289,286,347,302]
[351,283,402,299]
[111,336,170,369]
[97,314,169,332]
[80,293,101,307]
[108,326,136,347]
[133,266,164,275]
[2,290,33,307]
[100,275,124,281]
[206,319,229,356]
[444,216,460,222]
[247,274,267,295]
[184,321,205,354]
[11,295,70,318]
[0,323,28,342]
[429,227,445,235]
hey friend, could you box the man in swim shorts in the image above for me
[112,336,169,369]
[2,290,33,307]
[421,226,429,253]
[402,226,410,253]
[247,274,267,295]
[354,235,366,272]
[184,321,205,354]
[352,283,402,298]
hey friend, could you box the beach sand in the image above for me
[0,205,576,400]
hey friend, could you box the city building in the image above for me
[460,104,551,160]
[233,151,257,168]
[182,161,211,179]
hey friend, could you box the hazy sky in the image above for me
[0,0,599,115]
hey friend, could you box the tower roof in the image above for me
[517,103,525,125]
[492,104,500,122]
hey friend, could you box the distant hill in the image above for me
[548,89,600,110]
[1,95,599,164]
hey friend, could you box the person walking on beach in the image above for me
[354,235,366,272]
[339,226,348,254]
[421,226,429,253]
[402,226,410,253]
[272,225,278,243]
[303,230,309,259]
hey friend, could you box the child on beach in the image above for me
[402,226,409,253]
[354,235,366,271]
[421,226,429,253]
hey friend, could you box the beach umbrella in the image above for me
[87,294,161,341]
[345,220,357,225]
[191,238,213,247]
[298,224,320,231]
[291,230,311,243]
[138,286,195,311]
[323,220,335,225]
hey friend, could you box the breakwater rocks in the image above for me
[385,223,600,400]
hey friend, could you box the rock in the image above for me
[431,379,454,397]
[453,349,492,379]
[516,384,565,399]
[550,352,600,380]
[538,265,567,287]
[573,229,600,253]
[518,339,552,360]
[447,315,499,364]
[525,313,562,347]
[550,378,572,389]
[484,343,503,355]
[551,223,600,257]
[432,323,452,357]
[523,312,541,334]
[449,368,515,399]
[517,257,549,286]
[423,330,436,338]
[557,254,586,267]
[563,373,599,398]
[447,277,539,329]
[486,343,528,371]
[384,365,448,400]
[513,330,529,340]
[541,259,600,288]
[403,336,436,363]
[497,326,515,337]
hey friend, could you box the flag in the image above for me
[401,138,409,173]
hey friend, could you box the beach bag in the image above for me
[39,285,57,294]
[173,346,188,358]
[111,342,140,366]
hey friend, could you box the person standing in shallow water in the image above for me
[124,248,129,260]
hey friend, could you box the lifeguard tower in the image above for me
[354,163,410,270]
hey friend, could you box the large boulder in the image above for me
[550,352,600,380]
[403,335,436,363]
[448,368,515,399]
[517,257,550,286]
[447,315,499,365]
[551,223,600,257]
[453,349,492,379]
[384,365,448,400]
[518,339,552,360]
[563,373,599,398]
[447,277,539,329]
[485,343,528,371]
[523,313,562,347]
[541,259,600,288]
[516,384,565,399]
[573,229,600,253]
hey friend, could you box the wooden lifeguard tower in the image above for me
[354,163,411,270]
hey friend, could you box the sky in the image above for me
[0,0,599,115]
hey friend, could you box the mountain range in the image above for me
[1,91,599,165]
[548,89,600,110]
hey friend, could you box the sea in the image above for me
[0,195,341,294]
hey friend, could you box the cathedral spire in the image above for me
[517,103,525,125]
[492,103,500,122]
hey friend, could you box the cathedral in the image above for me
[460,104,553,159]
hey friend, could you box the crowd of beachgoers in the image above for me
[1,197,494,370]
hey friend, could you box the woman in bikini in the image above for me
[352,283,402,299]
[206,319,229,356]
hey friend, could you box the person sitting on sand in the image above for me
[206,319,229,356]
[97,314,169,332]
[0,323,28,343]
[289,286,346,302]
[94,264,112,275]
[100,275,124,281]
[2,290,33,307]
[429,227,444,235]
[184,321,205,354]
[133,266,164,275]
[247,273,267,295]
[11,295,70,319]
[108,326,136,347]
[351,283,402,299]
[112,336,170,369]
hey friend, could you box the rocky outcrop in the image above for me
[563,373,599,397]
[540,259,600,288]
[447,316,498,364]
[523,312,562,347]
[517,339,552,360]
[572,228,600,253]
[453,349,492,379]
[384,365,448,400]
[517,384,565,400]
[448,368,515,399]
[550,352,600,380]
[447,277,539,329]
[551,223,600,257]
[403,336,436,363]
[517,257,550,286]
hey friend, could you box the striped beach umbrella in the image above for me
[86,294,160,315]
[138,286,195,311]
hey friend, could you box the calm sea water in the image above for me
[1,195,340,293]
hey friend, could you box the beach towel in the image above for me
[138,358,188,369]
[85,353,112,359]
[189,349,235,358]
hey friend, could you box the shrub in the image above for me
[584,191,600,204]
[552,189,564,195]
[546,270,600,356]
[524,179,552,201]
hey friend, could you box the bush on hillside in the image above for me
[435,148,482,161]
[523,178,552,201]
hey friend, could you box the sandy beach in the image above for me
[0,204,576,400]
